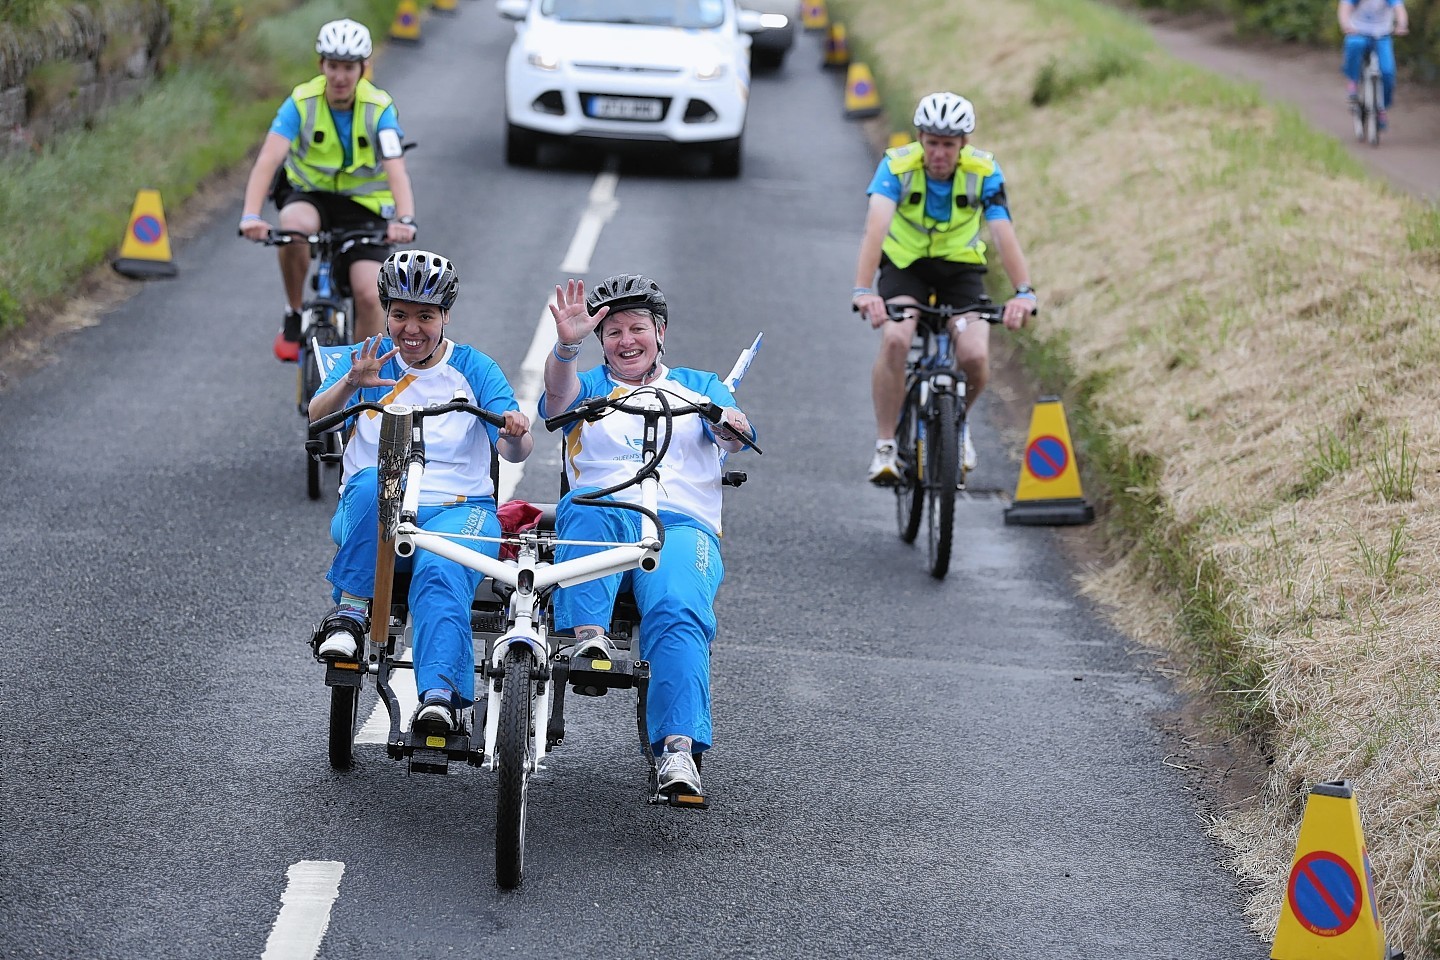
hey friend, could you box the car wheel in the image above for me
[753,48,784,72]
[710,137,742,178]
[505,123,539,167]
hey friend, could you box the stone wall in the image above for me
[0,1,170,151]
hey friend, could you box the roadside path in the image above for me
[1146,12,1440,200]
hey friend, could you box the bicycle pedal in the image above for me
[323,659,364,687]
[406,727,471,774]
[649,789,709,810]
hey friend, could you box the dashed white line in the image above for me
[261,860,344,960]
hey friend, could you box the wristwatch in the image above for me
[397,215,417,228]
[1015,284,1036,297]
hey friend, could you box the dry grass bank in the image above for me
[833,0,1440,952]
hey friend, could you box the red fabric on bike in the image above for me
[497,499,543,561]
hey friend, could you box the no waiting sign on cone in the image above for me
[1004,396,1094,525]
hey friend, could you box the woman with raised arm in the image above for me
[539,275,755,801]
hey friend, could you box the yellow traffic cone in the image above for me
[800,0,828,31]
[433,0,457,15]
[843,62,881,119]
[1271,781,1400,960]
[112,188,177,279]
[822,22,849,69]
[1003,396,1095,525]
[887,132,911,151]
[390,0,423,42]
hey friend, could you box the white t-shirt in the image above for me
[540,365,745,536]
[321,339,520,504]
[1345,0,1400,38]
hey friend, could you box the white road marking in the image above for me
[261,861,344,960]
[559,170,619,273]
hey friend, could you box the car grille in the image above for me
[572,62,684,76]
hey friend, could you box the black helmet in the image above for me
[378,249,459,310]
[586,273,667,335]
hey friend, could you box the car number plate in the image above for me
[587,96,664,121]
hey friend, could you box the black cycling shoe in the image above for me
[311,605,367,660]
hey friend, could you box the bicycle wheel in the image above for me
[495,646,535,889]
[1365,69,1382,146]
[925,392,960,579]
[894,396,924,544]
[328,685,359,770]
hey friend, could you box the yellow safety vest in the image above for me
[283,75,397,217]
[880,142,997,268]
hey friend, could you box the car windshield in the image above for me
[542,0,725,29]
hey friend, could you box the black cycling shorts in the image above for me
[270,172,392,273]
[877,255,987,309]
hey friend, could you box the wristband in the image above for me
[1015,290,1037,302]
[852,286,875,299]
[240,214,263,223]
[552,343,580,363]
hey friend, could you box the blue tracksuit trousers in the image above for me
[327,467,500,705]
[550,493,725,754]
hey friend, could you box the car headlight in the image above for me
[527,50,561,71]
[694,58,726,81]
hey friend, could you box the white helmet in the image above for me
[316,19,372,61]
[913,92,975,137]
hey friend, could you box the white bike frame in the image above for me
[386,400,664,774]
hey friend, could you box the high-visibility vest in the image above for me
[283,75,396,217]
[880,142,997,268]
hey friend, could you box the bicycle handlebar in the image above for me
[884,300,1007,322]
[243,227,390,252]
[543,388,762,455]
[309,397,508,438]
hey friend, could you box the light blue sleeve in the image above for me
[269,99,302,140]
[378,103,404,138]
[981,164,1010,222]
[463,351,521,445]
[865,156,902,202]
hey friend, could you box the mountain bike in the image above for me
[881,299,1003,579]
[253,227,388,499]
[306,386,757,889]
[1352,46,1384,146]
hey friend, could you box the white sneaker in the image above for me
[867,441,900,485]
[317,630,358,659]
[572,634,616,661]
[962,422,977,472]
[656,749,703,796]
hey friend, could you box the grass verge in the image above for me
[834,0,1440,952]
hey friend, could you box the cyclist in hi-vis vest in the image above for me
[1339,0,1409,131]
[239,18,418,360]
[852,92,1035,485]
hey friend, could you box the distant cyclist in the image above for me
[239,18,418,361]
[852,92,1035,484]
[1339,0,1409,131]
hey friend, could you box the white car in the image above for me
[497,0,763,177]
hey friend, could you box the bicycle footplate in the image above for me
[649,788,710,810]
[406,728,479,775]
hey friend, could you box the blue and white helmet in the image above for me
[378,250,459,310]
[913,92,975,136]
